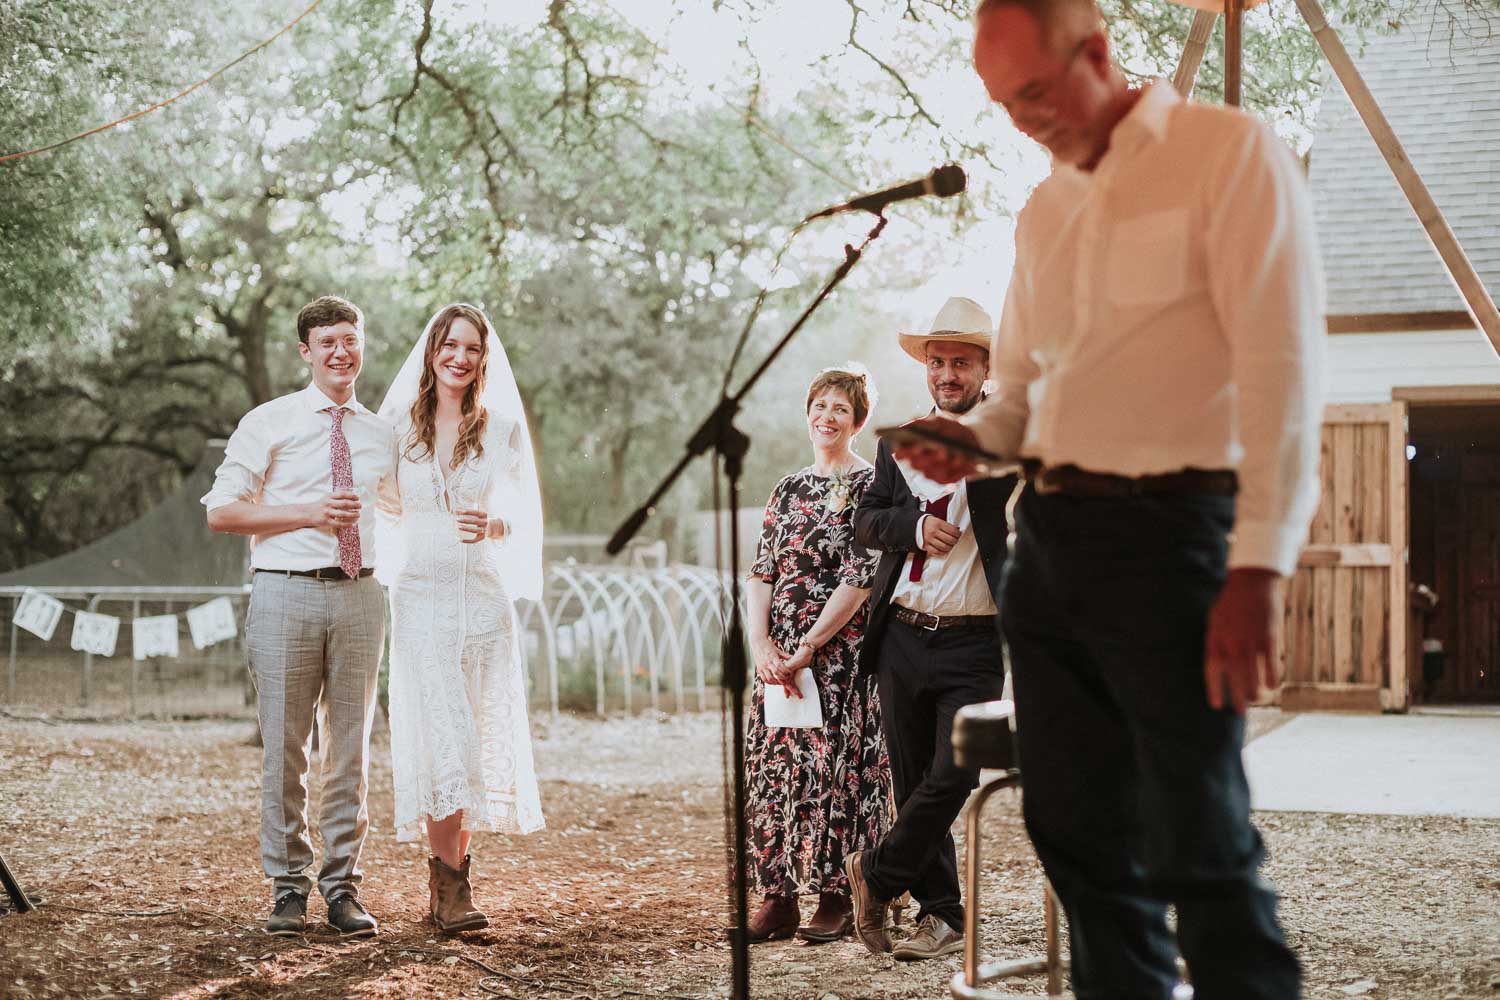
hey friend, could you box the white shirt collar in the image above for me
[299,381,368,415]
[1120,78,1179,146]
[1060,79,1180,181]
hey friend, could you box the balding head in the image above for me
[973,0,1126,169]
[976,0,1105,56]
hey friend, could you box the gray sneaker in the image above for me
[892,914,964,962]
[264,891,307,936]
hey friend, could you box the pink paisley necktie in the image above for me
[908,492,953,582]
[328,408,362,578]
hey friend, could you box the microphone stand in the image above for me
[608,213,889,1000]
[0,851,35,914]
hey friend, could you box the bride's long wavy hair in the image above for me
[404,303,491,469]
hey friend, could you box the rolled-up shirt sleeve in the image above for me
[1203,120,1326,575]
[201,415,270,511]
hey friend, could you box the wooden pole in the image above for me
[1224,0,1244,106]
[1292,0,1500,358]
[1171,10,1219,97]
[1386,400,1410,711]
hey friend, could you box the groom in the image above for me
[203,295,395,937]
[845,298,1017,959]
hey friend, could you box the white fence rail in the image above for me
[0,565,736,718]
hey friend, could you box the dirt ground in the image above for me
[2,708,1498,999]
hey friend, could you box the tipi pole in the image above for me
[1291,0,1500,354]
[1224,0,1244,105]
[1172,9,1219,96]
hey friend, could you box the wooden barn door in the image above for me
[1279,402,1409,711]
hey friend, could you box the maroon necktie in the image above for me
[328,408,362,578]
[908,493,953,582]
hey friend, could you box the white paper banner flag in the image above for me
[132,614,180,661]
[186,597,238,650]
[70,611,120,657]
[764,668,824,729]
[13,589,65,642]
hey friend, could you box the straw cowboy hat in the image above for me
[898,296,994,363]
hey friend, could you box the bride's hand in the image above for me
[455,509,489,543]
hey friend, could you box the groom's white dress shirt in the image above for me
[202,383,396,571]
[891,479,996,617]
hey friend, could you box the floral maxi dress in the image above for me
[746,466,891,897]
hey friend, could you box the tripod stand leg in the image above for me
[0,851,35,914]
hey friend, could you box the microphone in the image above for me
[807,164,966,220]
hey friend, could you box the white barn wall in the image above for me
[1325,331,1500,403]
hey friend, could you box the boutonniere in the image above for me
[824,469,854,514]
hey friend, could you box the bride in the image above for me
[376,302,545,933]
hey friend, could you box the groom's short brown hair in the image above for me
[296,295,363,344]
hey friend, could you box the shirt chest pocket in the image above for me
[1104,208,1191,307]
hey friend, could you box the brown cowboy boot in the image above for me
[843,853,892,954]
[745,893,800,943]
[795,891,852,943]
[430,855,488,933]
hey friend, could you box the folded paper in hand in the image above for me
[764,669,823,728]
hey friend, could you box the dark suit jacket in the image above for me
[852,437,1018,677]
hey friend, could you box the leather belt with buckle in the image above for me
[891,605,997,631]
[256,566,375,581]
[1021,460,1237,498]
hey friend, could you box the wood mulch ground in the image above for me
[1,709,1498,999]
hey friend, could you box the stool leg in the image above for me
[963,787,984,987]
[1044,880,1062,995]
[961,775,1017,988]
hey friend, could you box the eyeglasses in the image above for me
[994,39,1089,122]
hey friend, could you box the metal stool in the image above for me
[950,699,1066,999]
[949,700,1195,1000]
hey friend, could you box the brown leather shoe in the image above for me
[746,893,800,943]
[892,914,964,962]
[843,853,891,954]
[890,891,911,929]
[795,891,852,943]
[429,855,489,933]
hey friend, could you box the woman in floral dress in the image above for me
[743,365,891,944]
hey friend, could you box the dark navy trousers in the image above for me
[1001,485,1300,1000]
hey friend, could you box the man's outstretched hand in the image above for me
[893,416,980,484]
[1205,568,1286,714]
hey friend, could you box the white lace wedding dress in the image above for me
[379,417,545,842]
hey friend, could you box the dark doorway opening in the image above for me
[1408,401,1500,704]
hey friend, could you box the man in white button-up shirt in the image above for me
[203,295,396,939]
[896,0,1320,996]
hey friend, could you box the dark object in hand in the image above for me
[874,424,1013,476]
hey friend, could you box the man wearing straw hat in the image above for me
[843,297,1018,960]
[889,0,1322,996]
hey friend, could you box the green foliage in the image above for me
[2,0,1496,570]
